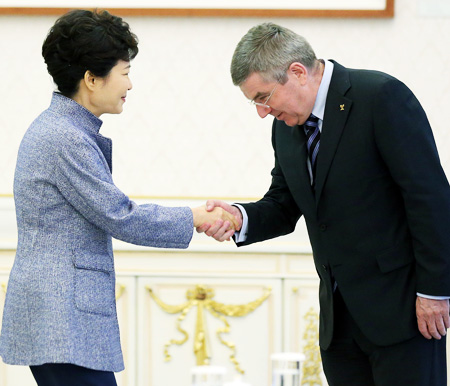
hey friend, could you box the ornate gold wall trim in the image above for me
[301,308,322,386]
[147,284,271,374]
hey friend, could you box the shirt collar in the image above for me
[311,60,334,121]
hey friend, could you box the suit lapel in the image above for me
[315,62,352,205]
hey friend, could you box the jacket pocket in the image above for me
[375,242,414,273]
[72,251,115,316]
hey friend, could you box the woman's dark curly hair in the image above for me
[42,9,139,97]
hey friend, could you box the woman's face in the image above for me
[89,60,132,117]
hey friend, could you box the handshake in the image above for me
[191,200,242,242]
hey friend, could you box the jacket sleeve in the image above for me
[373,77,450,295]
[237,120,302,246]
[53,134,193,249]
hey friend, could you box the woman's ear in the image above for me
[83,70,97,91]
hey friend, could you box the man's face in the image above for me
[240,64,316,127]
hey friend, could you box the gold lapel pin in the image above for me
[340,104,345,111]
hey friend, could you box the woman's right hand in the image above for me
[191,205,239,232]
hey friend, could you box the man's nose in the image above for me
[256,105,271,118]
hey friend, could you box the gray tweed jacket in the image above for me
[0,92,193,372]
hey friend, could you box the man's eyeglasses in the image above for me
[249,82,279,109]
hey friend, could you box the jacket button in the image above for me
[320,224,327,231]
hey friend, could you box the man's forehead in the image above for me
[240,72,275,100]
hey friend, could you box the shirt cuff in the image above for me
[232,204,248,243]
[416,293,450,300]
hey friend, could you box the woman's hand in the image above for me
[193,200,243,242]
[191,205,240,233]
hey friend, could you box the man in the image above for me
[197,23,450,385]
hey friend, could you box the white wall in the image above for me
[1,0,450,201]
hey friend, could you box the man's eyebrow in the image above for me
[252,91,266,101]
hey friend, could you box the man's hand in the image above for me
[196,200,243,242]
[416,296,450,339]
[191,205,240,239]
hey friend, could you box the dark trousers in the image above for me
[30,363,117,386]
[320,288,447,386]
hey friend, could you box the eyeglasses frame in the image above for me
[248,81,280,109]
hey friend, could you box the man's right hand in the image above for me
[196,199,243,242]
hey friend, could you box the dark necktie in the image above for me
[304,114,320,182]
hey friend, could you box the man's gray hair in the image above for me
[231,22,317,86]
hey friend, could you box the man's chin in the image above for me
[278,118,297,127]
[275,113,298,127]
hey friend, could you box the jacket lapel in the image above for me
[314,62,352,205]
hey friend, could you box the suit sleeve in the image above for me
[237,120,302,246]
[373,78,450,295]
[53,135,193,249]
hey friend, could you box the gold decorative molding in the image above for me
[1,282,6,294]
[0,0,395,18]
[147,284,271,374]
[301,308,322,386]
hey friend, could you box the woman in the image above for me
[0,9,237,386]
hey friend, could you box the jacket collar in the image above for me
[49,92,103,135]
[49,92,112,172]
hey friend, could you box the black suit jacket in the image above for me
[238,61,450,349]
